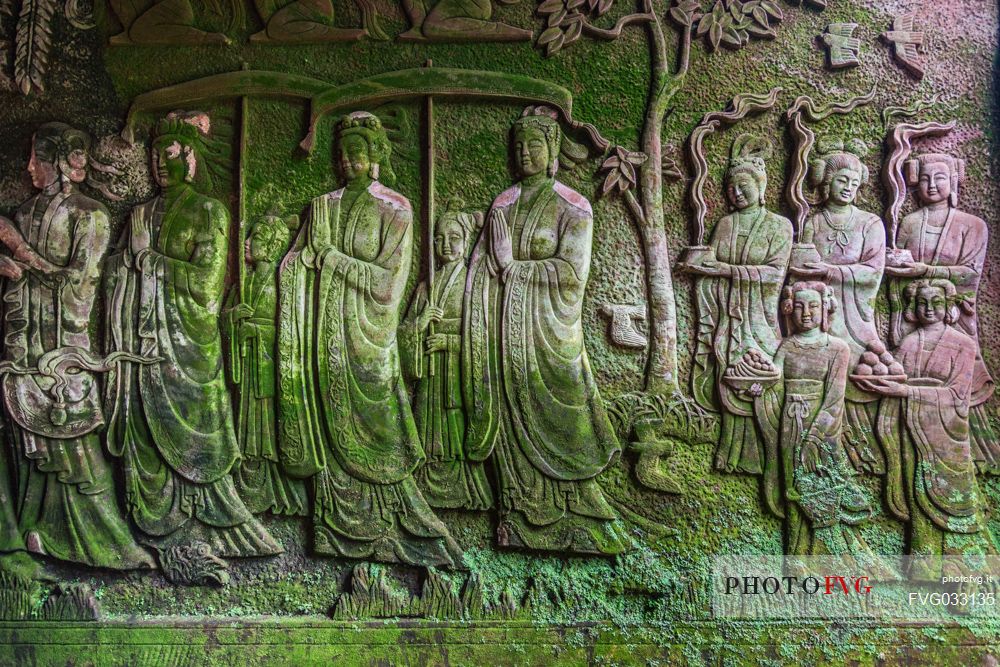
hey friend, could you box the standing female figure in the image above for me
[792,144,886,474]
[465,106,625,555]
[687,135,794,480]
[278,111,461,567]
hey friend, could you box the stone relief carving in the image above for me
[882,12,925,80]
[105,110,282,579]
[600,303,648,349]
[820,23,859,70]
[400,0,531,42]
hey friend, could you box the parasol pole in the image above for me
[424,60,436,377]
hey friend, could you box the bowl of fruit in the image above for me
[724,349,781,393]
[850,340,907,384]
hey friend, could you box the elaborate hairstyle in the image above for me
[781,280,837,333]
[904,152,965,208]
[249,210,292,262]
[436,198,484,260]
[903,278,960,325]
[808,138,869,204]
[32,122,120,200]
[153,110,228,193]
[510,105,589,178]
[726,134,771,206]
[336,111,395,185]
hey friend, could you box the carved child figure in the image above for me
[887,153,998,473]
[791,142,886,474]
[402,201,492,511]
[862,279,999,581]
[755,282,881,559]
[686,135,794,478]
[225,212,307,517]
[0,123,153,569]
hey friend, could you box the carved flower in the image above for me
[599,146,648,196]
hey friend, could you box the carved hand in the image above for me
[230,303,254,320]
[238,322,256,344]
[855,377,909,397]
[799,438,826,476]
[130,210,152,255]
[419,305,445,331]
[490,209,513,271]
[790,262,830,278]
[884,262,928,278]
[0,255,23,280]
[425,333,449,353]
[0,216,28,257]
[683,259,730,277]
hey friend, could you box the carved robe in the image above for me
[106,187,280,557]
[465,180,626,555]
[278,182,461,567]
[756,333,881,558]
[401,262,493,511]
[224,265,307,516]
[801,208,885,474]
[692,208,793,474]
[876,324,998,580]
[2,190,152,569]
[892,207,999,472]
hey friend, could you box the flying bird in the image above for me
[821,23,860,69]
[882,13,925,79]
[600,304,648,349]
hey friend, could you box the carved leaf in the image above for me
[709,21,722,49]
[538,26,563,45]
[563,17,583,43]
[596,0,613,16]
[696,13,713,36]
[669,7,692,27]
[15,0,56,95]
[548,9,566,27]
[662,155,683,181]
[720,26,742,48]
[760,0,783,20]
[751,6,768,28]
[537,0,564,15]
[0,1,15,17]
[746,22,776,38]
[602,170,621,196]
[545,32,565,55]
[566,0,586,9]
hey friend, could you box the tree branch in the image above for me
[582,12,656,40]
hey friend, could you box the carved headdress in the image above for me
[154,110,228,192]
[512,105,589,177]
[336,111,395,185]
[905,152,965,207]
[781,280,837,333]
[33,122,120,200]
[437,197,484,257]
[726,134,771,204]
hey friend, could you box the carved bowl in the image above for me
[885,248,915,268]
[849,374,907,384]
[790,242,822,269]
[723,372,780,392]
[678,245,715,267]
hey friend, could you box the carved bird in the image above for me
[821,23,860,69]
[882,13,925,79]
[600,304,648,349]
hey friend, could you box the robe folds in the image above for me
[800,208,886,474]
[278,182,460,567]
[877,324,998,580]
[3,190,151,569]
[692,207,793,474]
[892,207,998,471]
[464,180,625,554]
[107,188,280,557]
[401,263,493,511]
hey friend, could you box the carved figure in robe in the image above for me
[278,111,462,568]
[399,0,531,42]
[755,282,883,560]
[887,153,999,473]
[109,0,235,45]
[790,143,886,474]
[465,106,626,555]
[0,124,153,570]
[401,201,492,511]
[106,111,281,568]
[686,135,793,476]
[224,213,307,516]
[861,279,998,581]
[251,0,382,43]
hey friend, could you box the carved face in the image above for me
[435,217,467,263]
[726,172,761,211]
[828,167,862,206]
[914,284,948,326]
[27,142,58,190]
[792,289,823,333]
[340,134,371,182]
[917,161,952,205]
[152,139,190,188]
[513,126,549,180]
